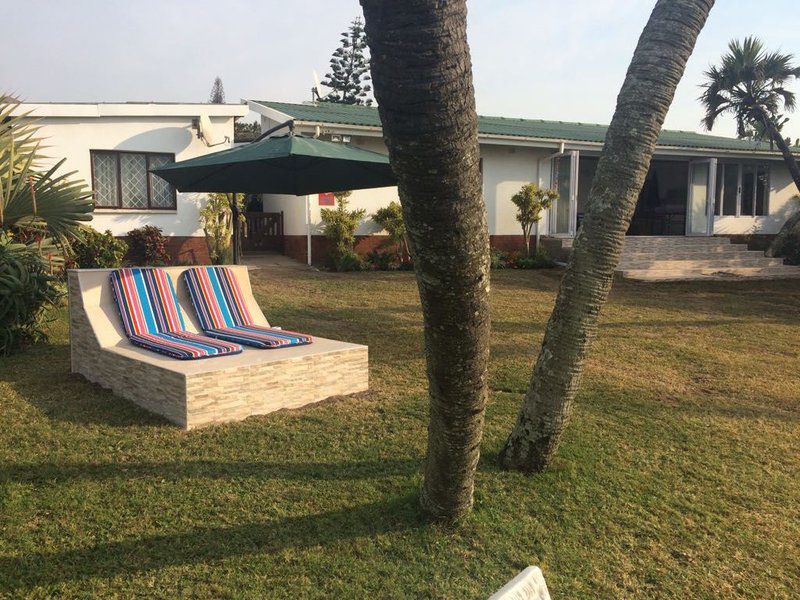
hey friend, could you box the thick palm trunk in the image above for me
[360,0,490,519]
[763,118,800,257]
[499,0,715,473]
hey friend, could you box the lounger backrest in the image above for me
[110,268,187,336]
[183,266,254,330]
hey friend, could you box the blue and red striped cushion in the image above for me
[110,268,242,360]
[183,267,312,349]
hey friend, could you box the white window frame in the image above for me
[714,161,770,218]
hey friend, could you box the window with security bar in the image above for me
[91,150,176,209]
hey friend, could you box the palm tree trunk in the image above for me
[762,117,800,257]
[498,0,715,473]
[360,0,491,519]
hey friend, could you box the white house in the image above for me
[248,100,800,265]
[14,102,247,263]
[12,99,800,271]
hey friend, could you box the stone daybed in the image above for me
[68,266,368,429]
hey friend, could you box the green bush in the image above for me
[71,228,128,269]
[490,249,508,269]
[490,248,556,269]
[0,232,62,355]
[366,249,398,271]
[320,191,366,269]
[127,226,171,266]
[372,201,410,262]
[200,193,245,265]
[334,250,365,272]
[781,230,800,265]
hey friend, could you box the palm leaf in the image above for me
[0,95,94,241]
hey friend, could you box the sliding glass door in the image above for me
[549,151,579,236]
[686,159,717,236]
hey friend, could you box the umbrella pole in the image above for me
[230,193,241,265]
[306,194,312,266]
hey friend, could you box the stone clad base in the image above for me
[68,267,369,430]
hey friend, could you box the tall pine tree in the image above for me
[209,77,225,104]
[321,17,372,106]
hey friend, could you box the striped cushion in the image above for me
[110,267,186,335]
[110,268,242,360]
[184,266,313,349]
[129,332,243,360]
[203,325,313,349]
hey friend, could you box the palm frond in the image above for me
[0,95,94,241]
[702,38,800,137]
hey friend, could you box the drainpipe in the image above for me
[306,195,312,266]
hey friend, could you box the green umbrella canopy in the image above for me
[150,134,396,195]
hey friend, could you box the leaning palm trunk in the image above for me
[763,117,800,257]
[499,0,715,473]
[360,0,491,519]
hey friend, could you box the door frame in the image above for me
[685,158,717,236]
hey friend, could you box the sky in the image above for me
[4,0,800,142]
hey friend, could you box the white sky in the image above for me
[4,0,799,142]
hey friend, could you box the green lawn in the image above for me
[1,268,799,599]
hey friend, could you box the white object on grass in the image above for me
[488,566,551,600]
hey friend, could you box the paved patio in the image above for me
[242,252,308,270]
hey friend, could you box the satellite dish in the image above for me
[198,114,220,146]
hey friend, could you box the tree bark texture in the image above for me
[499,0,715,473]
[360,0,491,519]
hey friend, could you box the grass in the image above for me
[1,267,799,598]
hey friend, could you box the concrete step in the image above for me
[621,248,765,259]
[623,237,731,247]
[618,257,784,270]
[621,265,800,282]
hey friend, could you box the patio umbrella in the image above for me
[151,132,396,264]
[151,133,395,195]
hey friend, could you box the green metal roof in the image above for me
[252,100,798,155]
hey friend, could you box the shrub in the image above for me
[372,201,409,262]
[71,228,128,269]
[490,249,509,269]
[320,191,366,269]
[334,250,365,272]
[126,226,171,266]
[510,183,558,257]
[200,193,244,265]
[781,229,800,265]
[490,248,555,269]
[366,249,398,271]
[0,232,62,355]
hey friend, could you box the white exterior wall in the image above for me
[480,145,553,236]
[713,162,799,235]
[262,130,552,238]
[18,104,246,238]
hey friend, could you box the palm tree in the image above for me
[1,96,94,245]
[700,38,800,257]
[360,0,491,520]
[701,38,800,187]
[498,0,715,473]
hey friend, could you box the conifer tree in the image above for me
[321,18,372,106]
[209,77,225,104]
